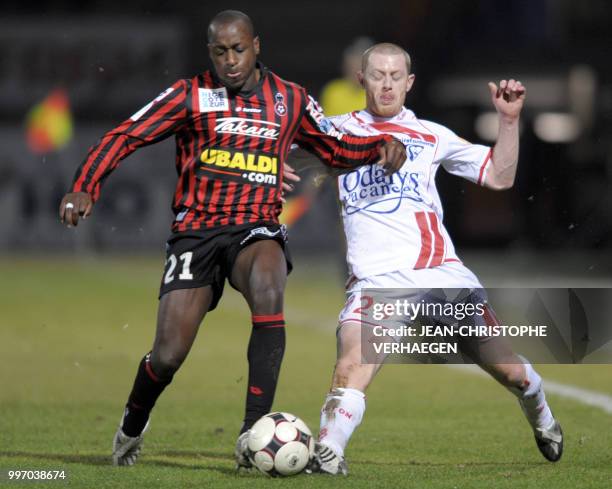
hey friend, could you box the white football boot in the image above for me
[307,442,348,476]
[112,420,149,466]
[234,431,253,470]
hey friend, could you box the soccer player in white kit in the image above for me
[309,43,563,475]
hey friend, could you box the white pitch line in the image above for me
[537,379,612,415]
[287,305,612,416]
[448,364,612,415]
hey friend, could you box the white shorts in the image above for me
[338,262,483,327]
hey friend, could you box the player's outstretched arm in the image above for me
[64,80,188,215]
[294,93,406,175]
[484,79,526,190]
[59,192,93,227]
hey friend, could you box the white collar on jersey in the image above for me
[353,106,416,124]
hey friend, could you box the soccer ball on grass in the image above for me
[247,412,314,476]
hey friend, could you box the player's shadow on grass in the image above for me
[0,449,238,475]
[145,450,238,475]
[155,449,231,460]
[358,459,545,467]
[0,451,110,466]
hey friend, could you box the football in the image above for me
[247,412,315,476]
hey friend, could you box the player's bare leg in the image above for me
[461,304,563,463]
[331,322,383,391]
[313,321,385,475]
[113,287,213,466]
[479,358,563,462]
[230,239,288,468]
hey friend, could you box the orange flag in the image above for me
[279,194,314,227]
[26,88,73,154]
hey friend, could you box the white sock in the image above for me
[318,387,365,457]
[508,360,554,430]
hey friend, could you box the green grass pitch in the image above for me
[1,256,611,488]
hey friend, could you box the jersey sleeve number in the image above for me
[164,252,194,284]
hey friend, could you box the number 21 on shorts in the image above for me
[164,252,193,283]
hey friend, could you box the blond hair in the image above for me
[362,43,411,73]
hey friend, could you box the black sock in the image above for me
[240,313,286,434]
[122,352,173,437]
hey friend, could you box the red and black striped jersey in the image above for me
[71,63,393,231]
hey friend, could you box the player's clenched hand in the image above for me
[281,163,301,203]
[488,79,526,121]
[59,192,93,227]
[377,138,406,175]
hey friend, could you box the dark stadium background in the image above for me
[1,0,611,282]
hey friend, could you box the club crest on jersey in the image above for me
[407,145,424,161]
[199,147,278,186]
[198,87,229,112]
[274,93,287,117]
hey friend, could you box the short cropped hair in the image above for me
[207,10,255,43]
[362,43,411,73]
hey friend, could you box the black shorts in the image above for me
[159,222,292,311]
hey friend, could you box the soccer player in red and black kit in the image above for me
[58,10,406,467]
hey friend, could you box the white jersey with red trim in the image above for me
[327,107,492,280]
